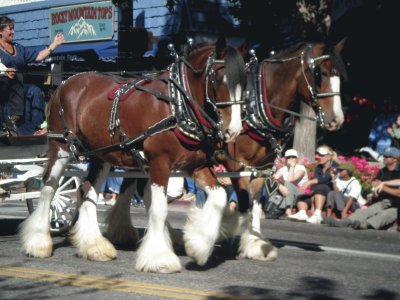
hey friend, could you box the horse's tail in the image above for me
[224,46,247,96]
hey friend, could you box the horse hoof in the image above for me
[22,235,53,258]
[183,235,213,266]
[76,237,117,261]
[239,238,278,261]
[135,254,182,274]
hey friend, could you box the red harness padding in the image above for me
[173,128,201,146]
[181,64,212,129]
[107,79,150,101]
[243,122,267,142]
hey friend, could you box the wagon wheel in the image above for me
[49,175,80,234]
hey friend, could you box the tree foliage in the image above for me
[228,0,331,53]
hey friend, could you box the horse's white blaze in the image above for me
[183,186,227,265]
[71,185,117,261]
[20,148,69,258]
[225,80,243,142]
[239,200,278,261]
[330,75,344,126]
[135,184,181,273]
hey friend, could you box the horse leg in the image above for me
[20,146,70,258]
[238,178,277,261]
[137,177,183,251]
[183,169,228,266]
[135,163,181,273]
[105,177,139,247]
[70,158,117,261]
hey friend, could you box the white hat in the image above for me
[284,149,298,158]
[316,147,332,156]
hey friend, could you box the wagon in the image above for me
[0,135,83,234]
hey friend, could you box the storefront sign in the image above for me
[49,1,114,43]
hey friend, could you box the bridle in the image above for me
[170,43,244,108]
[167,43,245,142]
[205,54,245,108]
[260,43,341,128]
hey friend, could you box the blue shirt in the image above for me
[0,43,38,71]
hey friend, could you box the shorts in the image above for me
[311,183,331,197]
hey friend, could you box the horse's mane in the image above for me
[330,49,348,81]
[224,47,246,93]
[183,42,246,101]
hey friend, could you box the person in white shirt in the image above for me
[326,162,362,219]
[273,149,308,217]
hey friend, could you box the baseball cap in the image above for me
[337,162,356,175]
[284,149,298,158]
[382,147,400,158]
[316,147,332,156]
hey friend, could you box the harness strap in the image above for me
[109,77,173,138]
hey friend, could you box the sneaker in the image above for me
[306,214,322,224]
[132,201,145,208]
[180,192,195,202]
[105,199,116,206]
[97,194,106,205]
[288,210,308,221]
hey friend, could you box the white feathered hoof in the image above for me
[71,233,117,261]
[135,244,182,273]
[21,232,53,258]
[19,216,52,258]
[238,230,278,261]
[183,234,214,266]
[105,225,139,248]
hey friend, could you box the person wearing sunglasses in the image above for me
[0,15,64,137]
[266,149,308,219]
[289,145,339,224]
[323,146,400,230]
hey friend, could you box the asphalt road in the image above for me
[0,200,399,300]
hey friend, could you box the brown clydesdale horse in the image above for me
[183,41,347,263]
[19,40,246,273]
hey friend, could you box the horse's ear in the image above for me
[334,37,346,53]
[215,36,227,59]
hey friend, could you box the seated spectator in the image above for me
[98,168,125,206]
[326,162,362,219]
[214,164,239,212]
[323,146,400,230]
[387,114,400,149]
[289,145,338,224]
[375,178,400,231]
[270,149,308,218]
[181,177,197,202]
